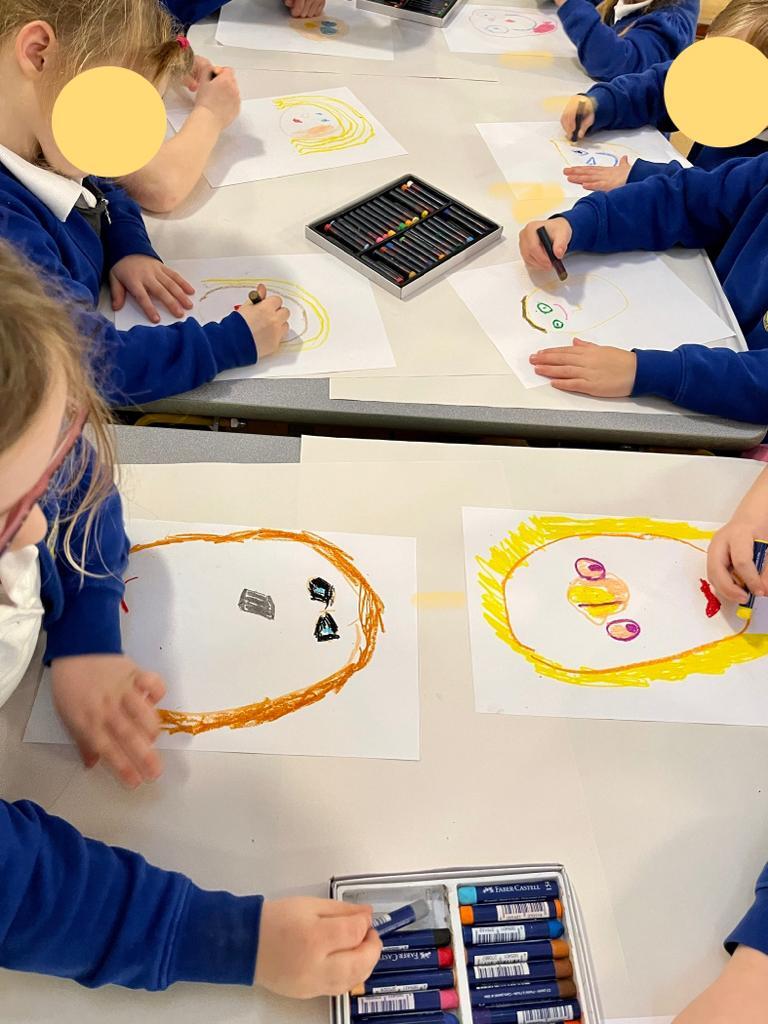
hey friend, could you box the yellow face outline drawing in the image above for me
[199,277,331,353]
[521,274,630,335]
[289,15,350,39]
[477,515,768,688]
[274,94,375,156]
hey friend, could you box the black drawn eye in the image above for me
[314,612,340,642]
[308,576,335,607]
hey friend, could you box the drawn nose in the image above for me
[567,561,630,625]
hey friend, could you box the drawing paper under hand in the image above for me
[463,506,768,727]
[443,5,577,56]
[25,519,419,760]
[216,0,395,61]
[166,87,406,187]
[477,121,690,198]
[449,254,734,388]
[114,254,394,380]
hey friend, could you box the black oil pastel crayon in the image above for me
[345,208,390,243]
[368,197,412,231]
[324,219,367,250]
[572,99,587,142]
[361,252,406,284]
[445,204,489,233]
[423,218,469,247]
[401,179,446,209]
[400,231,446,262]
[384,239,430,273]
[536,226,568,282]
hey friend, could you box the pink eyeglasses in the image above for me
[0,408,89,558]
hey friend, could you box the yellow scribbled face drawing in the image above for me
[199,277,330,353]
[551,138,638,168]
[274,94,375,156]
[521,274,629,335]
[477,515,768,688]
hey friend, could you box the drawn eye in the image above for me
[575,558,605,581]
[537,302,553,314]
[552,319,564,329]
[606,619,641,642]
[314,612,340,642]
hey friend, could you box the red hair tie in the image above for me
[176,34,190,49]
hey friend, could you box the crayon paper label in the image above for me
[473,925,527,942]
[475,962,532,978]
[497,901,550,920]
[519,1007,576,1023]
[474,951,529,964]
[357,994,416,1014]
[372,982,429,994]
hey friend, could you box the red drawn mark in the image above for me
[121,575,139,614]
[700,578,721,618]
[534,20,556,32]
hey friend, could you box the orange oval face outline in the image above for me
[129,529,384,735]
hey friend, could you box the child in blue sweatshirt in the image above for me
[166,0,326,29]
[0,1,290,407]
[518,153,768,423]
[560,0,768,191]
[554,0,699,80]
[0,240,381,991]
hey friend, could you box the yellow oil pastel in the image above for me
[477,514,768,688]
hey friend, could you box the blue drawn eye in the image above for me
[537,302,553,314]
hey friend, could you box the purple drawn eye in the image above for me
[575,557,605,581]
[606,619,641,642]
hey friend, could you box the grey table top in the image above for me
[113,425,301,464]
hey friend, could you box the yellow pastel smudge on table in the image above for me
[488,181,567,222]
[500,51,554,65]
[540,94,575,113]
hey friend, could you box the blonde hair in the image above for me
[0,0,193,88]
[709,0,768,55]
[598,0,679,29]
[0,240,115,575]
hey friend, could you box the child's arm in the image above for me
[708,468,768,602]
[0,799,379,992]
[563,155,685,192]
[554,0,696,80]
[119,64,241,215]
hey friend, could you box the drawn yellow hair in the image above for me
[274,94,375,155]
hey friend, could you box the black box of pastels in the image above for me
[355,0,466,28]
[329,864,603,1024]
[306,174,502,299]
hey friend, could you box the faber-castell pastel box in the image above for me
[356,0,466,28]
[329,864,603,1024]
[306,174,502,300]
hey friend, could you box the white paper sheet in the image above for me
[215,0,395,61]
[462,507,768,726]
[477,121,690,198]
[167,87,406,187]
[443,5,577,56]
[449,254,734,387]
[114,254,394,380]
[25,519,420,759]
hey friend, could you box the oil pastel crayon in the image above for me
[382,928,452,950]
[470,979,577,1008]
[373,900,429,937]
[468,959,572,986]
[737,539,768,619]
[422,219,469,248]
[402,179,446,209]
[442,208,482,238]
[356,1015,459,1024]
[345,208,391,243]
[472,1002,581,1024]
[460,882,560,906]
[536,226,567,282]
[444,204,489,234]
[572,99,587,142]
[461,900,562,925]
[383,240,430,273]
[373,195,421,226]
[352,987,459,1016]
[399,232,445,262]
[384,190,430,220]
[463,921,564,945]
[367,198,410,232]
[465,940,569,965]
[361,252,406,284]
[393,185,437,215]
[374,946,455,973]
[352,967,455,995]
[366,245,412,277]
[325,219,367,249]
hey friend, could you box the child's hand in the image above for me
[707,517,768,603]
[183,54,215,92]
[194,67,241,130]
[518,218,573,271]
[236,285,290,359]
[530,338,637,396]
[564,155,632,192]
[110,255,195,324]
[284,0,327,18]
[560,95,596,140]
[51,655,165,789]
[256,898,381,998]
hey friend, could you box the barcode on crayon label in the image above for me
[497,902,550,920]
[371,983,428,993]
[473,926,526,943]
[519,1007,576,1023]
[475,963,531,979]
[357,994,415,1014]
[475,951,528,964]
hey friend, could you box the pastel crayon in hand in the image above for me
[373,899,430,937]
[737,539,768,619]
[536,226,567,282]
[459,881,560,905]
[572,99,586,142]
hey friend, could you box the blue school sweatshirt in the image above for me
[0,165,256,407]
[584,60,768,180]
[726,863,768,957]
[557,0,699,80]
[0,799,262,988]
[164,0,225,24]
[559,153,768,423]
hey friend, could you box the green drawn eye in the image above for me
[537,302,553,314]
[552,319,565,329]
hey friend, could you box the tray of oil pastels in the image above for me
[306,174,502,299]
[329,863,603,1024]
[356,0,466,27]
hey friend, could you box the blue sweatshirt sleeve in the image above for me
[0,799,262,989]
[725,863,768,956]
[1,197,257,405]
[588,61,675,131]
[163,0,226,23]
[96,178,161,270]
[562,155,768,255]
[627,157,684,182]
[558,0,697,80]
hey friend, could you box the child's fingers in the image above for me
[110,276,127,311]
[75,737,100,769]
[122,688,161,742]
[322,911,372,953]
[165,267,196,295]
[160,271,195,309]
[551,378,593,393]
[530,346,585,366]
[731,537,766,597]
[136,670,166,704]
[533,363,582,380]
[147,281,187,319]
[107,715,162,783]
[130,284,161,324]
[573,338,596,348]
[99,734,143,789]
[325,930,382,993]
[319,901,373,919]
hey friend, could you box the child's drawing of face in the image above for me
[469,8,556,36]
[290,16,350,38]
[280,105,337,141]
[552,139,633,168]
[522,275,629,335]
